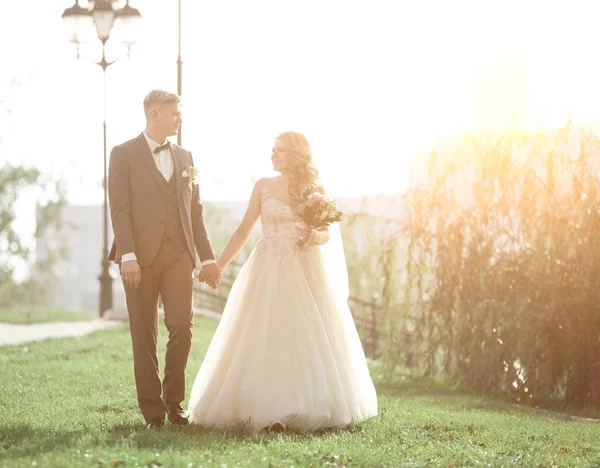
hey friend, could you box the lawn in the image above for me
[0,306,94,324]
[1,317,599,467]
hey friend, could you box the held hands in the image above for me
[121,260,141,289]
[197,262,222,289]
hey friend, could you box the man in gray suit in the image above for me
[108,90,221,429]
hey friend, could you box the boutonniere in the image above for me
[182,166,200,188]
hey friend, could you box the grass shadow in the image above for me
[376,376,600,422]
[0,423,86,460]
[375,376,470,398]
[104,418,360,451]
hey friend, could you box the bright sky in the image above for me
[2,0,600,207]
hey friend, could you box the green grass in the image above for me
[1,318,600,467]
[0,306,94,324]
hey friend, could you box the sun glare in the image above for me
[2,0,600,204]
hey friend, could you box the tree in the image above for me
[0,164,69,306]
[0,76,69,306]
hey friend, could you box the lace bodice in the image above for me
[256,186,310,263]
[260,186,298,237]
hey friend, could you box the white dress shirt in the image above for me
[143,131,174,181]
[121,133,216,267]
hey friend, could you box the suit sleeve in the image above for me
[108,146,135,258]
[189,151,215,262]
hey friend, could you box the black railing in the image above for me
[347,293,380,358]
[193,259,381,358]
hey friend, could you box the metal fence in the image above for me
[193,259,381,358]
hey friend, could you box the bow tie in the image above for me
[154,141,171,154]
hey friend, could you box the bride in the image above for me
[187,131,378,431]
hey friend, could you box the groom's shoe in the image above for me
[147,417,165,430]
[166,405,190,425]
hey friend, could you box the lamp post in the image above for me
[62,0,142,317]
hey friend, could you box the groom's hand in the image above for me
[198,263,222,289]
[121,260,141,289]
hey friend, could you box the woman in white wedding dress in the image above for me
[187,132,377,431]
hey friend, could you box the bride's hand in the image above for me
[297,224,315,243]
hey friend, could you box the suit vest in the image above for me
[161,173,187,248]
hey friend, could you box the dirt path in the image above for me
[0,320,121,346]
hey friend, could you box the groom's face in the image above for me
[151,102,182,137]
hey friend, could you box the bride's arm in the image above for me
[217,179,264,269]
[301,226,330,246]
[300,226,330,247]
[313,226,330,245]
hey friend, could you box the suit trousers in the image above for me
[123,236,195,423]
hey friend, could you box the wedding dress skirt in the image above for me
[187,187,378,431]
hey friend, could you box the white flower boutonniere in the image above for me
[182,166,200,188]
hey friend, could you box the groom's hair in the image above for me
[143,90,181,115]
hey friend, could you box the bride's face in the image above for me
[271,139,289,172]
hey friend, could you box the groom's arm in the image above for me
[108,146,135,260]
[189,152,215,263]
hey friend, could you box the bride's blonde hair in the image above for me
[277,131,322,213]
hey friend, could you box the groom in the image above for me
[108,90,222,429]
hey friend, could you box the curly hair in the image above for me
[276,131,323,214]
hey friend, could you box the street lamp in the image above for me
[62,0,142,317]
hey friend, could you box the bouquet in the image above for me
[295,192,343,248]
